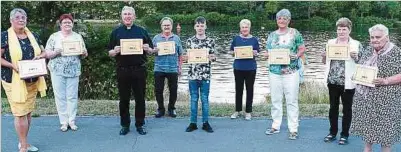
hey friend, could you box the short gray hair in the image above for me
[276,9,291,20]
[121,6,135,16]
[9,8,27,20]
[239,19,251,28]
[160,17,173,25]
[369,24,389,36]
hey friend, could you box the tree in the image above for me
[387,1,400,19]
[356,2,372,17]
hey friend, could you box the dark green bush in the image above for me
[1,23,156,101]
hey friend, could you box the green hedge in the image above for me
[142,12,259,26]
[1,23,156,101]
[143,13,398,32]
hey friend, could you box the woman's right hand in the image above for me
[12,64,19,73]
[260,51,269,59]
[229,51,235,57]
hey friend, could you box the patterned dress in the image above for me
[351,45,401,147]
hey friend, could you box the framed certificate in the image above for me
[352,64,378,87]
[157,41,176,56]
[268,49,290,65]
[234,46,253,59]
[187,49,209,64]
[120,39,143,55]
[18,59,48,79]
[327,44,350,60]
[62,40,83,56]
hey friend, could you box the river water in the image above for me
[149,26,401,103]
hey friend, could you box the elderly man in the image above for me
[108,6,153,136]
[150,17,183,118]
[351,24,401,152]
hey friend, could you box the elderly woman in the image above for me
[150,17,183,118]
[262,9,306,140]
[321,17,362,145]
[1,8,47,152]
[351,24,401,152]
[45,14,88,132]
[229,19,260,120]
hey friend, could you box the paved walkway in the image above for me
[2,116,400,152]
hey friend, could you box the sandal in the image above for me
[338,136,348,145]
[324,134,336,142]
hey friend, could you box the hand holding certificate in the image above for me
[62,40,83,56]
[352,64,378,87]
[234,46,253,59]
[327,44,350,60]
[18,59,48,79]
[120,39,143,55]
[157,41,176,56]
[187,49,209,64]
[268,49,290,65]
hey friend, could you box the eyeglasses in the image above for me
[61,21,73,25]
[13,15,26,21]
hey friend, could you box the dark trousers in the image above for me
[154,72,178,111]
[234,69,256,113]
[327,83,355,137]
[117,66,147,128]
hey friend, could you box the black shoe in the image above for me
[119,127,130,135]
[202,122,214,133]
[185,123,198,132]
[324,134,336,142]
[338,136,348,145]
[155,110,165,118]
[168,109,177,118]
[136,126,147,135]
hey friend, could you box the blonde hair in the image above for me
[239,19,251,28]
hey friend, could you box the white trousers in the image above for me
[51,73,79,125]
[269,71,300,132]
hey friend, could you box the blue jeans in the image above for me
[189,80,210,123]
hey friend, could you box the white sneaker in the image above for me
[230,112,239,119]
[245,113,252,120]
[60,124,68,132]
[265,128,280,135]
[69,122,78,131]
[18,143,39,152]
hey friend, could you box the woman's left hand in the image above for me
[253,50,258,56]
[81,51,88,58]
[208,54,217,61]
[289,54,298,60]
[32,55,45,60]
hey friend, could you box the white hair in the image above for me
[160,17,173,25]
[369,24,389,36]
[239,19,251,28]
[121,6,135,16]
[9,8,27,21]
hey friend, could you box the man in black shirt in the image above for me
[108,6,153,136]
